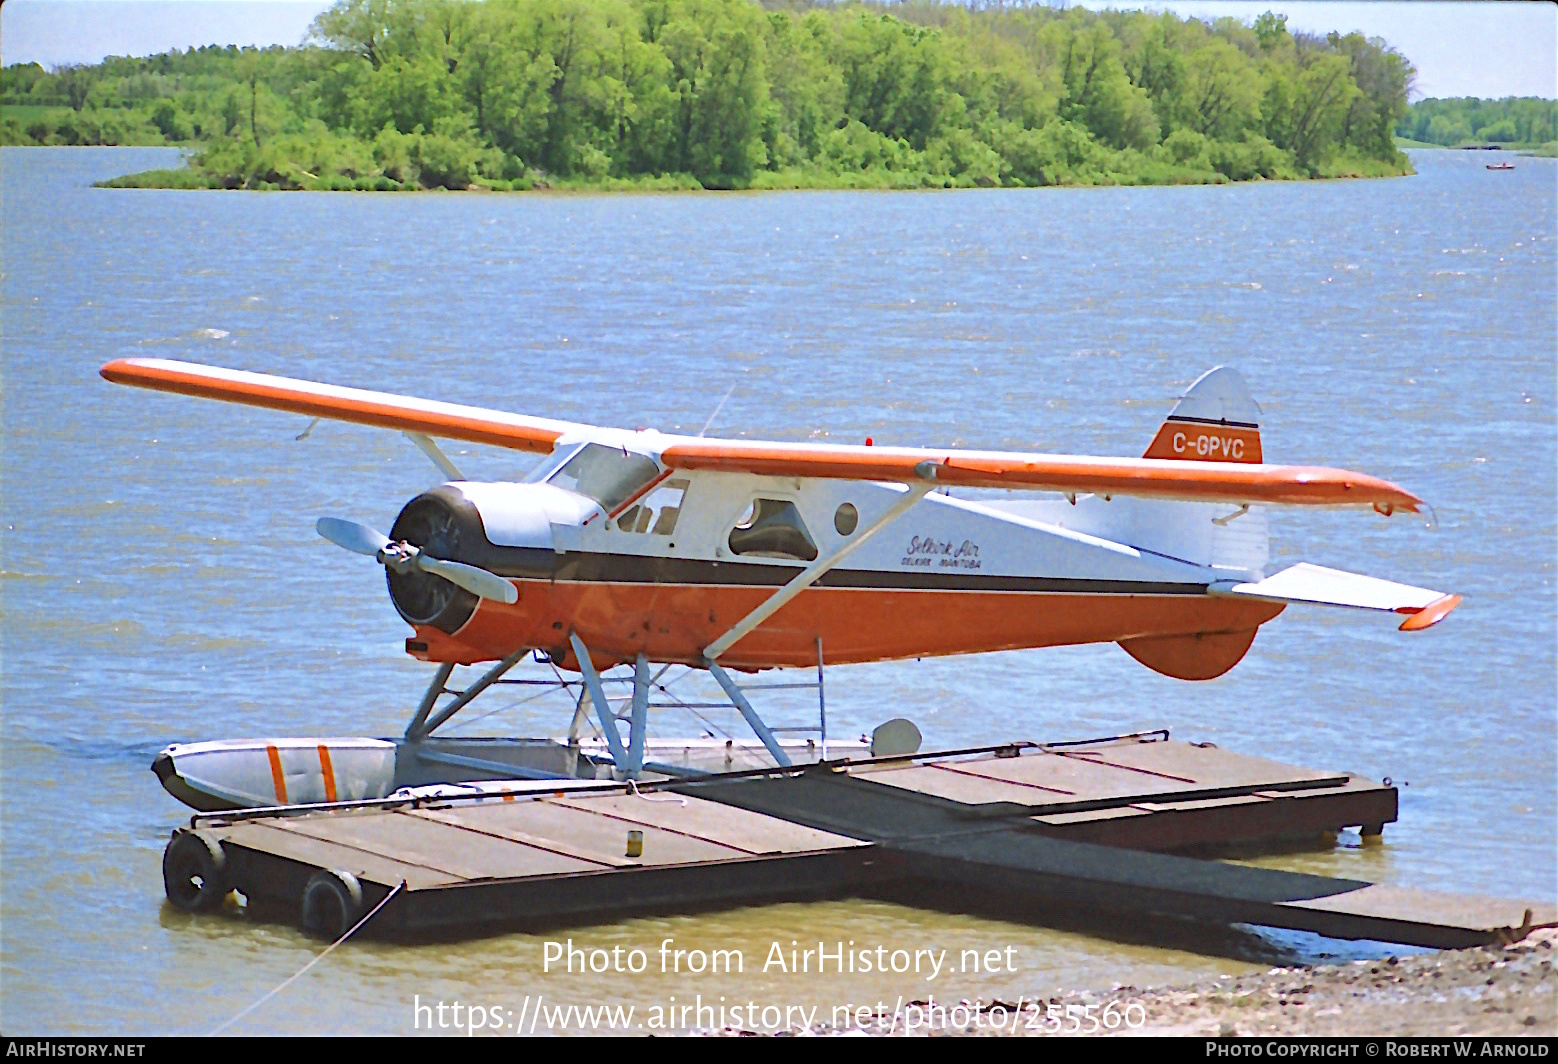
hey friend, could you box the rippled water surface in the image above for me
[2,147,1553,1034]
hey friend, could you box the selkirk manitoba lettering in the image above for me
[901,536,982,569]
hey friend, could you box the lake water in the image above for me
[1,146,1553,1035]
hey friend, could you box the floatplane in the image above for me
[101,358,1460,811]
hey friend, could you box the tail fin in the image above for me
[1143,367,1263,463]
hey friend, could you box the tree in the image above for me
[1050,17,1158,151]
[1178,37,1261,140]
[760,9,844,165]
[1262,45,1358,174]
[832,12,948,149]
[309,0,398,68]
[656,0,770,185]
[1253,11,1288,53]
[1328,31,1412,158]
[56,64,98,111]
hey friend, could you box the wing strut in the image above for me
[696,467,939,768]
[703,465,940,660]
[404,432,465,481]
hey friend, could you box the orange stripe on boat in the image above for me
[266,744,289,805]
[317,744,338,803]
[1397,593,1462,631]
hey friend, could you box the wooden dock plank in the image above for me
[276,810,602,881]
[855,741,1349,811]
[222,821,461,890]
[853,762,1079,806]
[543,791,869,855]
[402,807,637,868]
[1058,741,1347,788]
[1283,884,1558,932]
[858,751,1180,803]
[1031,794,1274,826]
[409,801,754,867]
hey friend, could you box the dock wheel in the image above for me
[301,869,364,940]
[163,830,229,912]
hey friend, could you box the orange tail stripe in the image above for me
[1143,422,1262,463]
[266,744,289,805]
[317,744,338,803]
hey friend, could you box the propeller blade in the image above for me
[316,517,391,557]
[417,555,519,604]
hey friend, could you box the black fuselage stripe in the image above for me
[469,546,1205,596]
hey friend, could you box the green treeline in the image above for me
[1394,97,1557,151]
[3,1,1419,191]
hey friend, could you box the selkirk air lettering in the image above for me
[902,536,981,569]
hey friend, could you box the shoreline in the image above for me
[88,163,1414,194]
[702,930,1558,1037]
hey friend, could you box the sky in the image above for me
[0,0,1554,100]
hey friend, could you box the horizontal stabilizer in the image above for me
[1209,563,1460,631]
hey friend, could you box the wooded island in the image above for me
[0,0,1513,191]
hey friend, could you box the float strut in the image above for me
[569,632,632,775]
[626,653,650,779]
[409,650,526,740]
[403,663,455,741]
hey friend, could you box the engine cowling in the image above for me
[385,482,596,634]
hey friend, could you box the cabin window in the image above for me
[547,443,660,511]
[615,479,688,536]
[834,503,859,536]
[728,498,818,562]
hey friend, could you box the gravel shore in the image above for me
[1065,928,1557,1038]
[707,929,1557,1037]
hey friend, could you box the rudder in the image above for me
[1143,367,1263,463]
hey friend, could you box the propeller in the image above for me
[316,517,390,557]
[316,517,518,604]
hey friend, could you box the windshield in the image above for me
[546,443,660,511]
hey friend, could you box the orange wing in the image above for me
[99,358,582,454]
[658,440,1423,512]
[102,358,1423,512]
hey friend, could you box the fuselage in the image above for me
[389,438,1283,677]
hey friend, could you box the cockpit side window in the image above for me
[728,498,818,562]
[547,443,660,511]
[614,479,688,536]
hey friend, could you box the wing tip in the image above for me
[100,358,136,383]
[1397,593,1462,631]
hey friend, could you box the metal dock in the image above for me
[162,732,1554,948]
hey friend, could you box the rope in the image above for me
[208,880,405,1036]
[444,682,562,731]
[626,778,686,805]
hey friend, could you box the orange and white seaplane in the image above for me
[101,358,1460,811]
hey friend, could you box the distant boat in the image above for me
[1486,162,1516,171]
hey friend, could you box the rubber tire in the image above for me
[301,869,365,940]
[162,830,230,912]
